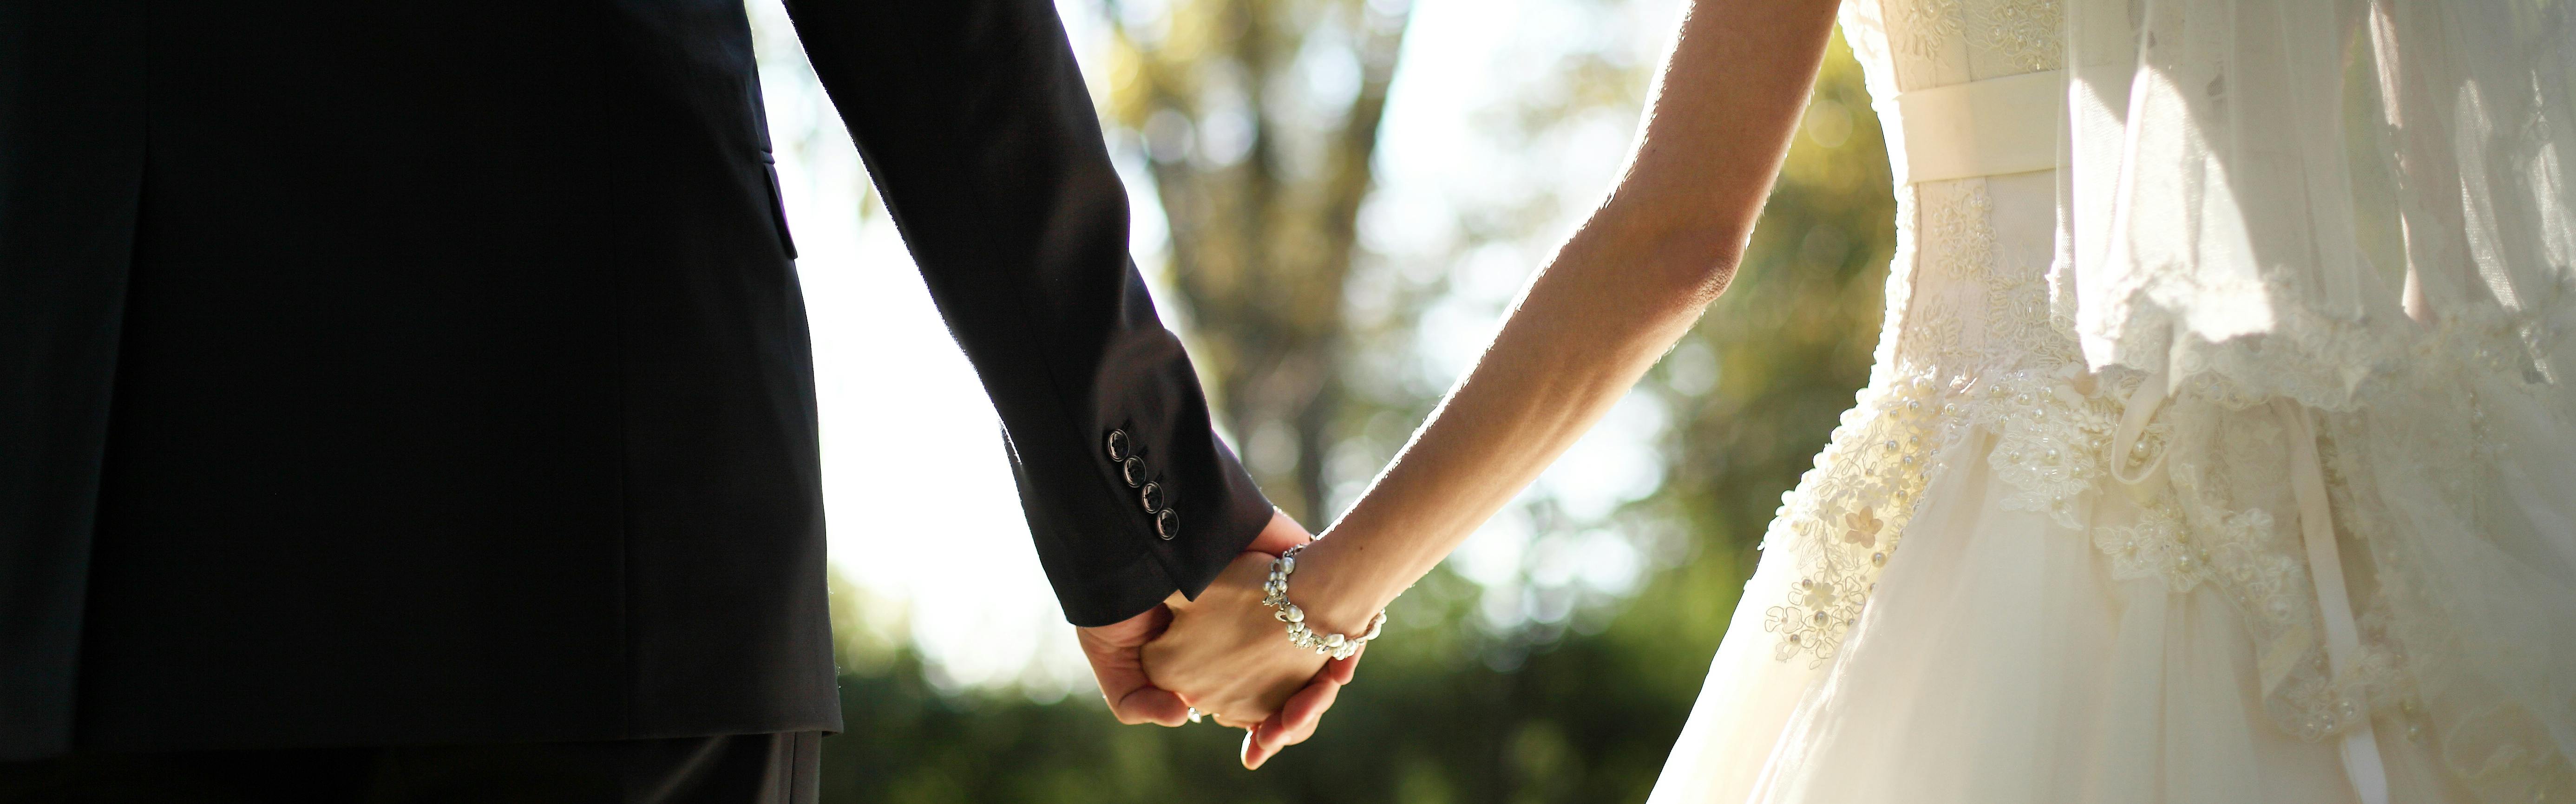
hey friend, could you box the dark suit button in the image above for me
[1106,430,1132,462]
[1155,508,1179,540]
[1121,456,1148,487]
[1139,482,1165,513]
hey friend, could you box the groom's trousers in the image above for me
[0,732,822,804]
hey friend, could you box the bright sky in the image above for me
[746,0,1683,697]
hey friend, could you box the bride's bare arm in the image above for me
[1142,0,1842,765]
[1294,0,1842,625]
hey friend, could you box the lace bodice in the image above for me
[1760,0,2078,666]
[1864,0,2059,92]
[1754,2,2576,802]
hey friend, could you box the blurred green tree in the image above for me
[1097,0,1411,522]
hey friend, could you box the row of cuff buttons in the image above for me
[1105,429,1179,540]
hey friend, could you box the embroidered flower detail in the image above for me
[1842,509,1884,547]
[1797,578,1839,610]
[1891,0,1964,59]
[1765,584,1853,664]
[1979,0,2063,73]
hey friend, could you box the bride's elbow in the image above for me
[1684,253,1740,307]
[1646,227,1744,308]
[1576,197,1746,309]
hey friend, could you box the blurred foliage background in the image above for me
[765,0,1895,800]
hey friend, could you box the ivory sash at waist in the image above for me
[1893,69,2065,184]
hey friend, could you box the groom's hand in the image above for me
[1145,510,1366,768]
[1075,605,1191,726]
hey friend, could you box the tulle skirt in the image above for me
[1644,425,2477,804]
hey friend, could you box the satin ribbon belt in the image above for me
[2108,372,2391,804]
[1894,69,2065,184]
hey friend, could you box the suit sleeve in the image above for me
[780,0,1273,627]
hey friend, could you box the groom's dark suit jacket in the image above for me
[0,0,1272,759]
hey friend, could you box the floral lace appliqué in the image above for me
[1975,0,2063,74]
[1888,0,1963,61]
[1762,373,1953,666]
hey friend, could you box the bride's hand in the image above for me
[1143,513,1366,767]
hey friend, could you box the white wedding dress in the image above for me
[1644,0,2576,803]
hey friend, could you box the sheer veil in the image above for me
[2057,0,2576,799]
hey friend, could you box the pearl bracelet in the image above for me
[1262,543,1385,661]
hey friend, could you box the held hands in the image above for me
[1071,510,1366,769]
[1145,511,1366,768]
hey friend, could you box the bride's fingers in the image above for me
[1245,676,1342,766]
[1268,679,1342,748]
[1234,645,1365,763]
[1239,706,1303,771]
[1321,644,1364,685]
[1211,712,1262,730]
[1240,729,1272,770]
[1262,651,1360,743]
[1247,715,1285,764]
